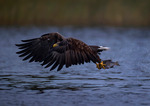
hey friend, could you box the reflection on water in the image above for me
[0,27,150,106]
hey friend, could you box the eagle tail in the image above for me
[98,46,110,52]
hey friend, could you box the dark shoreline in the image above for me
[0,0,150,27]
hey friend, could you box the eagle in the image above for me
[16,32,110,71]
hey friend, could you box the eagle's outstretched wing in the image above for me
[16,33,64,63]
[41,38,101,71]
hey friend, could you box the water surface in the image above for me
[0,27,150,106]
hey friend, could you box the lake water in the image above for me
[0,27,150,106]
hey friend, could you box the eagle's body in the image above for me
[16,32,110,71]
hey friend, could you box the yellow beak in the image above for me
[53,43,58,47]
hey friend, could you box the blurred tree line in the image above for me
[0,0,150,27]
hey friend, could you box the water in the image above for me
[0,27,150,106]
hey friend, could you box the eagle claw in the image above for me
[96,61,106,69]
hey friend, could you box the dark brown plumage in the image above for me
[16,32,109,71]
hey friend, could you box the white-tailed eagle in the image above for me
[16,32,113,71]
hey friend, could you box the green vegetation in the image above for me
[0,0,150,27]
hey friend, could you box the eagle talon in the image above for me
[96,61,106,69]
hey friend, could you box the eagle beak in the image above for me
[53,43,58,47]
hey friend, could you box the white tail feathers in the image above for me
[98,46,110,51]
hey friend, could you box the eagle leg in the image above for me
[96,61,106,69]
